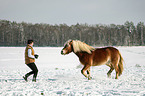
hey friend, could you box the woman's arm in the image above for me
[28,49,35,59]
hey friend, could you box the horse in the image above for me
[61,40,124,80]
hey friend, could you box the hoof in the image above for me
[107,73,111,78]
[115,77,118,79]
[23,76,28,82]
[88,77,92,80]
[108,75,111,78]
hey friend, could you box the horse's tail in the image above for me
[118,52,124,76]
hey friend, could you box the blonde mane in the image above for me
[72,40,95,54]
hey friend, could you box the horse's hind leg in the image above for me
[111,59,120,79]
[107,66,114,78]
[114,64,119,79]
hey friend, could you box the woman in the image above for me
[23,40,39,82]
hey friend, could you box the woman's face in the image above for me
[30,42,34,46]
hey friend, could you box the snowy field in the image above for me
[0,46,145,96]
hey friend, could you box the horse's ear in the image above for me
[68,40,73,43]
[68,40,73,46]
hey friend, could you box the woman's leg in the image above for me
[23,63,38,81]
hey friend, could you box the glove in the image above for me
[34,54,39,59]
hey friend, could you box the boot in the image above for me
[23,76,28,82]
[23,74,29,82]
[32,77,36,82]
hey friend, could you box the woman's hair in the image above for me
[27,40,33,44]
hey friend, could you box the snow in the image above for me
[0,47,145,96]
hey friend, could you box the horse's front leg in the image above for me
[81,65,91,80]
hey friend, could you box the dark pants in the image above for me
[25,63,38,79]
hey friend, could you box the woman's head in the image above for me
[27,40,34,46]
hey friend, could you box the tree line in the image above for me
[0,20,144,47]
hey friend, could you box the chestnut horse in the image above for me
[61,40,124,80]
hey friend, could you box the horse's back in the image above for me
[105,47,120,57]
[94,47,119,55]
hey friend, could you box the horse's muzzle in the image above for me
[61,50,64,55]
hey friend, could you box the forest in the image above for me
[0,20,144,47]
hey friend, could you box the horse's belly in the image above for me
[92,61,107,66]
[92,58,110,66]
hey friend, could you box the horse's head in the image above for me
[61,40,73,55]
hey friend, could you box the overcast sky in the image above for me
[0,0,145,25]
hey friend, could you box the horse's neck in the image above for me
[75,52,82,58]
[74,52,89,58]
